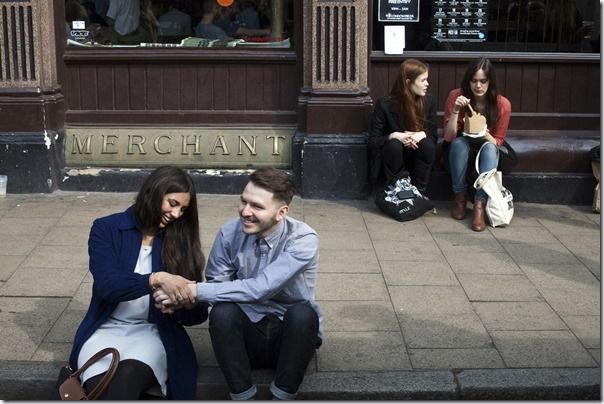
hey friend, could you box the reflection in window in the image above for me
[65,0,293,48]
[372,0,600,53]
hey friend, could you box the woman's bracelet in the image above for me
[150,272,160,291]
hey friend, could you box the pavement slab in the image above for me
[445,251,523,274]
[317,331,411,371]
[398,312,492,349]
[562,315,601,349]
[380,260,459,286]
[0,192,599,400]
[456,273,543,302]
[318,249,381,273]
[316,273,389,301]
[472,301,567,331]
[408,347,505,369]
[491,330,597,367]
[318,301,399,332]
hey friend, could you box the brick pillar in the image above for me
[0,0,65,193]
[294,0,373,199]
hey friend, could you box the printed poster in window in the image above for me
[432,0,488,42]
[378,0,420,22]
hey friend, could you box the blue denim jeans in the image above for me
[449,137,499,201]
[209,302,320,400]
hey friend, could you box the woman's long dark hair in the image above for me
[461,58,500,126]
[390,59,428,132]
[134,166,204,281]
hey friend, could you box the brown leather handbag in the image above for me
[58,347,120,400]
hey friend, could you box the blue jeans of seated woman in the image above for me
[209,302,320,400]
[449,137,498,201]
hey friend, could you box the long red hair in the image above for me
[389,59,428,132]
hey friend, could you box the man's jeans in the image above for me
[449,137,498,201]
[209,302,320,400]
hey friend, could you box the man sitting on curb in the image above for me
[154,167,323,400]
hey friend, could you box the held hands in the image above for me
[150,272,197,313]
[154,284,197,314]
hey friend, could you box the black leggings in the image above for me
[83,359,159,400]
[381,137,436,190]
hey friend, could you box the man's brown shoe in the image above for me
[471,199,487,232]
[451,192,467,220]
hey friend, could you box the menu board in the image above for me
[378,0,420,22]
[431,0,488,42]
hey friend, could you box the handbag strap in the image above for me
[475,141,501,174]
[71,347,120,400]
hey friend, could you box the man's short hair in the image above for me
[248,168,296,205]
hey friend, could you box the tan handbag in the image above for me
[58,347,120,400]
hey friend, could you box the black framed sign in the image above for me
[378,0,420,22]
[431,0,488,42]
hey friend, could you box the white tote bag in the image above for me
[473,143,514,227]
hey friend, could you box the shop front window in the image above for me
[65,0,293,48]
[373,0,600,53]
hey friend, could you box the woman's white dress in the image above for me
[77,245,168,396]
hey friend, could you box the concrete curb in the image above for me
[0,361,599,400]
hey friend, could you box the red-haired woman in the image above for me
[368,58,437,192]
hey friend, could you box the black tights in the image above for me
[381,137,436,190]
[83,359,159,400]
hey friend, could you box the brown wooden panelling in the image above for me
[80,65,97,111]
[197,66,213,111]
[519,64,538,112]
[163,65,180,110]
[180,64,196,110]
[114,64,129,110]
[279,64,297,111]
[146,67,162,110]
[245,66,261,111]
[64,51,299,125]
[229,65,246,110]
[369,55,600,131]
[97,65,113,110]
[569,64,589,114]
[536,64,555,112]
[130,65,145,110]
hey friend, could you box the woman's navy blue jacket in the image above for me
[68,206,208,399]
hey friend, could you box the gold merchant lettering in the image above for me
[210,135,230,155]
[71,133,92,154]
[238,136,257,155]
[127,135,146,155]
[154,135,172,154]
[266,135,285,155]
[181,134,201,155]
[101,135,119,154]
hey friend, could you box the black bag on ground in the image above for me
[375,172,433,221]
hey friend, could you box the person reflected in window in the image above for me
[442,58,512,232]
[103,0,140,37]
[214,0,271,38]
[237,0,270,31]
[368,59,437,193]
[158,0,193,40]
[195,0,228,39]
[93,0,159,44]
[543,0,583,44]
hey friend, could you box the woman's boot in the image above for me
[451,192,467,220]
[471,199,487,232]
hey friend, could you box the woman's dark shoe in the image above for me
[451,192,467,220]
[471,199,487,232]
